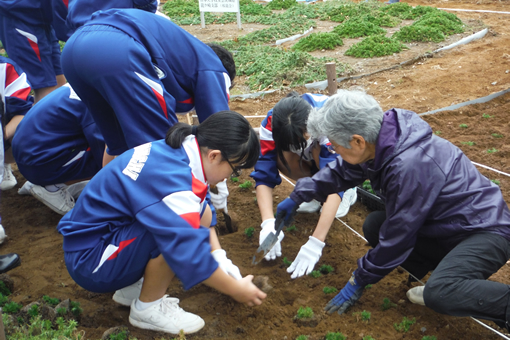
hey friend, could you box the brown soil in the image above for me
[1,1,510,339]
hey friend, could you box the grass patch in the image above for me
[333,18,386,38]
[414,11,464,36]
[345,35,407,58]
[292,32,343,52]
[393,25,445,43]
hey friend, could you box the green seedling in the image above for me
[282,257,292,267]
[353,310,371,322]
[492,133,503,138]
[363,336,376,340]
[381,297,397,310]
[296,306,314,319]
[0,281,11,296]
[434,131,441,135]
[487,148,498,154]
[459,124,468,128]
[394,316,416,332]
[461,141,475,146]
[292,32,343,52]
[362,180,375,194]
[17,316,24,325]
[326,332,347,340]
[323,286,338,294]
[28,304,39,318]
[365,284,373,289]
[109,330,129,340]
[491,179,501,186]
[319,264,334,274]
[244,227,255,238]
[482,113,493,118]
[70,300,83,317]
[286,225,297,232]
[296,336,309,340]
[42,295,60,306]
[231,177,240,182]
[239,180,253,189]
[0,293,9,307]
[3,301,22,314]
[422,336,437,340]
[56,307,67,316]
[309,270,322,278]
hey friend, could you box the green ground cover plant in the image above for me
[292,32,343,52]
[28,305,40,318]
[459,124,468,128]
[353,310,371,322]
[283,257,292,267]
[361,12,401,27]
[296,335,308,340]
[244,227,255,238]
[461,141,476,146]
[422,336,437,340]
[365,284,372,289]
[345,35,407,58]
[267,0,296,10]
[482,113,493,118]
[309,270,322,278]
[413,11,464,36]
[230,177,239,182]
[296,306,314,319]
[323,286,338,294]
[4,316,84,340]
[42,295,60,306]
[363,336,376,340]
[319,264,334,274]
[487,148,498,154]
[0,293,9,307]
[325,332,347,340]
[239,180,253,189]
[70,301,83,317]
[491,179,500,186]
[381,297,397,310]
[492,133,503,138]
[393,25,445,43]
[4,301,22,314]
[362,180,375,194]
[333,18,386,38]
[286,225,297,232]
[394,316,416,332]
[378,2,414,20]
[0,280,11,296]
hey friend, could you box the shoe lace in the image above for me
[160,295,183,318]
[60,188,75,208]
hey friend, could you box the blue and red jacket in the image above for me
[250,93,338,188]
[290,108,510,286]
[57,137,218,290]
[0,56,33,122]
[81,9,231,122]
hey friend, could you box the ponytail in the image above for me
[166,111,260,169]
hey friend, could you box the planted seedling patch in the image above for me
[294,306,320,327]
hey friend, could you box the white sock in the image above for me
[135,297,163,311]
[44,183,66,192]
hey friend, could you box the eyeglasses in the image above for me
[226,159,241,178]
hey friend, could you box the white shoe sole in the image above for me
[129,316,205,334]
[112,292,133,307]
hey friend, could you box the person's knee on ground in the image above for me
[422,276,459,314]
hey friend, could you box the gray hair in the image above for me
[307,90,384,148]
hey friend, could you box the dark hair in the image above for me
[166,111,259,169]
[206,43,236,82]
[271,92,311,172]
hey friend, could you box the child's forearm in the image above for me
[203,267,240,296]
[256,185,274,221]
[312,193,340,242]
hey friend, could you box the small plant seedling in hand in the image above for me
[319,264,334,274]
[42,295,60,306]
[353,310,371,322]
[309,270,322,278]
[365,284,372,289]
[323,286,338,294]
[459,124,468,128]
[461,141,475,146]
[282,257,292,267]
[244,227,255,238]
[491,179,501,186]
[3,301,22,314]
[487,148,498,154]
[482,113,493,118]
[381,297,397,310]
[492,133,503,138]
[239,180,253,189]
[286,225,297,232]
[296,335,309,340]
[296,306,314,319]
[394,316,416,332]
[326,332,347,340]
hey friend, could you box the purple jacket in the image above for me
[290,108,510,286]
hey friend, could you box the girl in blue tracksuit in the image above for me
[250,92,357,279]
[57,111,266,335]
[61,8,235,158]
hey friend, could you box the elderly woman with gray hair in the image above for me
[275,90,510,329]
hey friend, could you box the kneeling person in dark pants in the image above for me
[274,90,510,330]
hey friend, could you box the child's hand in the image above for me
[231,275,267,307]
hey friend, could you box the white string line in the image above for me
[472,162,510,178]
[438,8,510,15]
[279,172,509,339]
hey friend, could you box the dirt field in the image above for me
[1,0,510,339]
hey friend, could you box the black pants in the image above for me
[363,211,510,325]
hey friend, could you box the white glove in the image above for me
[287,236,325,279]
[259,218,285,261]
[211,249,242,280]
[210,179,229,210]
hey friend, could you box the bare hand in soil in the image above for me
[231,275,267,307]
[253,275,273,293]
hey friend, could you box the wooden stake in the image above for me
[326,62,337,96]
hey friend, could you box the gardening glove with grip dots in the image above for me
[275,197,299,227]
[287,236,325,279]
[259,218,285,261]
[211,249,242,280]
[324,273,364,315]
[210,179,229,210]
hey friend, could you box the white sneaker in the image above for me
[1,164,17,190]
[334,187,357,218]
[296,199,321,213]
[67,180,90,200]
[18,181,34,195]
[0,224,7,244]
[129,295,205,334]
[113,278,143,306]
[406,286,425,306]
[30,185,75,215]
